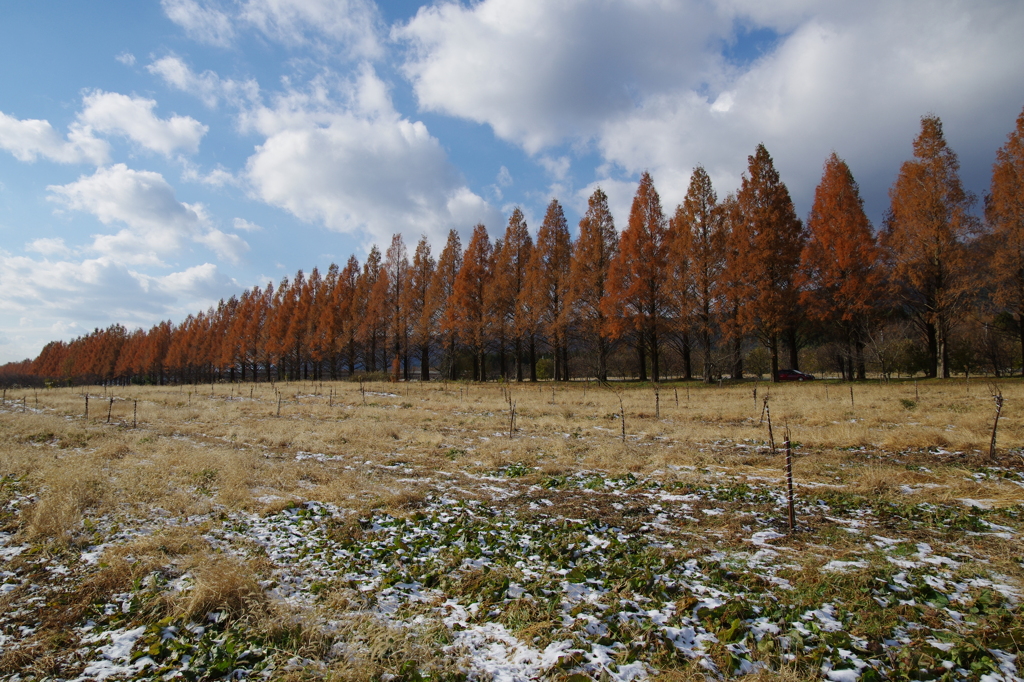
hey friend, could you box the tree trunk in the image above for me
[637,337,648,382]
[702,327,712,384]
[499,334,507,381]
[926,321,938,378]
[515,337,523,382]
[732,336,743,380]
[420,345,430,381]
[855,337,866,380]
[553,337,562,383]
[598,336,608,382]
[650,327,660,383]
[681,331,692,381]
[787,327,799,370]
[529,335,537,382]
[770,334,779,383]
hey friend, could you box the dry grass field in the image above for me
[0,378,1022,681]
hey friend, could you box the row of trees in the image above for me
[13,108,1024,386]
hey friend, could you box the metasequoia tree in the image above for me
[355,247,383,372]
[987,106,1024,365]
[732,144,805,381]
[883,115,978,378]
[142,320,172,384]
[290,269,315,379]
[266,276,293,380]
[605,172,670,382]
[798,153,882,380]
[407,236,436,381]
[428,230,463,380]
[304,267,326,380]
[488,208,533,381]
[566,188,617,381]
[336,257,360,376]
[226,289,253,381]
[486,238,509,378]
[452,224,492,380]
[719,195,748,379]
[526,200,572,381]
[672,167,725,383]
[314,265,339,379]
[383,235,410,379]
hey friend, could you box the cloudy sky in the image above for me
[1,0,1022,363]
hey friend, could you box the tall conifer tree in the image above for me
[798,153,881,379]
[987,106,1024,366]
[883,116,978,378]
[732,144,805,381]
[567,188,617,382]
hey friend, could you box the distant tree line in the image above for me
[6,109,1024,387]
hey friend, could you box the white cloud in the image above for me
[47,164,248,265]
[181,160,240,187]
[78,91,208,157]
[161,0,382,59]
[161,0,236,47]
[25,237,71,258]
[538,155,571,181]
[147,55,260,109]
[244,64,499,248]
[194,228,249,264]
[233,217,263,232]
[0,251,237,362]
[0,112,109,164]
[147,262,233,300]
[595,0,1024,215]
[396,0,727,154]
[116,52,136,66]
[239,0,383,58]
[496,166,512,187]
[397,0,1024,218]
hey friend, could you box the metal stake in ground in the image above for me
[619,393,626,442]
[508,399,517,440]
[133,399,137,429]
[655,383,660,419]
[85,393,89,418]
[763,396,775,454]
[107,396,114,424]
[990,388,1004,462]
[785,426,796,533]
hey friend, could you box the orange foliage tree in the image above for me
[798,153,882,380]
[525,200,572,381]
[452,224,492,381]
[566,188,617,381]
[671,167,726,383]
[605,172,670,382]
[488,208,533,380]
[883,116,978,378]
[407,236,436,381]
[731,144,806,381]
[987,106,1024,366]
[428,230,463,380]
[383,235,410,380]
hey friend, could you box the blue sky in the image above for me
[1,0,1023,363]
